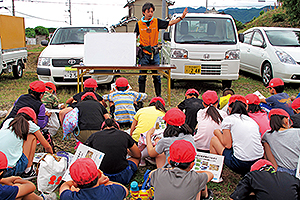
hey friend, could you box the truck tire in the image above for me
[222,80,232,89]
[13,60,24,79]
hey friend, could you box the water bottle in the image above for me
[130,181,140,200]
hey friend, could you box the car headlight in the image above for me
[225,50,240,60]
[275,51,296,65]
[171,48,188,59]
[38,57,51,66]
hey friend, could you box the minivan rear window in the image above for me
[174,17,237,44]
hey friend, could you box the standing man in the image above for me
[135,2,188,104]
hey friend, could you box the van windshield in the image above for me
[265,30,300,47]
[174,17,237,44]
[51,27,108,45]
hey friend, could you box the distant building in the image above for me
[111,0,174,33]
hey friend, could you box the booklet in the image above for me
[253,90,265,99]
[62,143,105,181]
[192,152,224,183]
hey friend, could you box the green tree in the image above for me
[259,10,264,15]
[281,0,300,26]
[34,26,49,36]
[234,18,245,31]
[272,13,286,22]
[47,27,57,33]
[25,28,36,38]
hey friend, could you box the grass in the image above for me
[1,45,300,199]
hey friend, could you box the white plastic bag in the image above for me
[37,154,68,193]
[45,112,60,136]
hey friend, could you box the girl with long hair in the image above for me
[210,95,264,175]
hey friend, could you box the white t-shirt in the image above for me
[194,107,227,150]
[221,114,264,161]
[0,118,40,167]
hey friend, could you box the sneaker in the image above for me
[41,192,57,200]
[145,157,156,165]
[202,189,214,200]
[21,166,37,180]
[139,159,146,167]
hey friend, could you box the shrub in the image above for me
[25,28,36,38]
[272,13,285,22]
[259,10,264,15]
[34,26,49,36]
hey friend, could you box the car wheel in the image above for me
[222,80,232,89]
[13,60,24,79]
[262,62,273,87]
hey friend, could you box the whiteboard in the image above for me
[84,33,136,66]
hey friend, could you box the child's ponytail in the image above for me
[205,104,223,125]
[8,113,32,140]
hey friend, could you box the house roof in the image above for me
[124,0,175,8]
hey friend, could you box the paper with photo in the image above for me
[63,143,105,181]
[192,152,224,183]
[253,90,265,99]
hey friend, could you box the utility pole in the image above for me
[206,0,208,11]
[12,0,15,16]
[69,0,72,25]
[87,11,94,24]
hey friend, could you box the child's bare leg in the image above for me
[22,134,37,168]
[210,136,225,155]
[59,107,73,124]
[200,186,208,199]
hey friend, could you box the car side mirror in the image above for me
[41,40,48,46]
[238,33,244,43]
[163,32,171,41]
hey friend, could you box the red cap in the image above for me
[29,81,46,93]
[169,140,196,163]
[229,95,247,106]
[202,90,218,105]
[250,159,274,172]
[149,97,165,107]
[185,89,199,97]
[245,94,260,105]
[45,82,56,92]
[70,158,99,185]
[0,151,8,170]
[267,78,284,88]
[17,107,37,121]
[268,108,290,119]
[163,108,186,126]
[115,77,128,87]
[84,78,98,88]
[292,98,300,110]
[81,92,97,101]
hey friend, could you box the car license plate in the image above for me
[185,65,201,74]
[64,70,77,79]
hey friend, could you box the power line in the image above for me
[14,0,123,6]
[15,10,67,23]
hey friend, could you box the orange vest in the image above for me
[138,18,159,55]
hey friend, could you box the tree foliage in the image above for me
[34,26,49,36]
[259,10,264,15]
[282,0,300,26]
[272,13,286,22]
[25,28,36,38]
[47,28,57,33]
[234,18,245,31]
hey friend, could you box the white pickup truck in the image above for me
[0,15,27,78]
[161,13,241,89]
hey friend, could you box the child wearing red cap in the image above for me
[41,82,60,109]
[150,140,214,200]
[210,95,264,175]
[0,107,53,179]
[103,77,147,127]
[146,108,196,168]
[194,90,227,152]
[262,108,300,176]
[85,118,141,185]
[290,97,300,128]
[178,88,204,132]
[60,158,128,200]
[230,159,300,200]
[245,94,271,137]
[1,81,50,130]
[260,78,293,116]
[0,151,55,200]
[130,97,167,166]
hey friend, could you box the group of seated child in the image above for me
[1,76,300,200]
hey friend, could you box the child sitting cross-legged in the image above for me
[59,158,128,200]
[149,140,214,200]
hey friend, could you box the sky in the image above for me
[0,0,278,28]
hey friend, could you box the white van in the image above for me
[37,26,115,86]
[161,13,240,88]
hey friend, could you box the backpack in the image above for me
[37,152,69,194]
[62,107,79,140]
